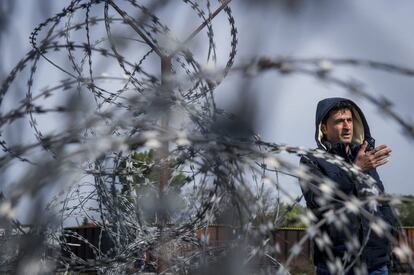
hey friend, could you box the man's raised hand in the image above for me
[354,141,392,172]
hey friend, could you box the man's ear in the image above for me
[321,124,327,135]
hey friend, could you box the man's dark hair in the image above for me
[322,101,353,125]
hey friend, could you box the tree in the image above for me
[393,195,414,226]
[252,202,306,228]
[117,150,188,225]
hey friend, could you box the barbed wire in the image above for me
[0,0,413,274]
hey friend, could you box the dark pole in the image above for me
[159,55,172,225]
[156,55,172,274]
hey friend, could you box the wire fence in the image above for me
[0,0,413,274]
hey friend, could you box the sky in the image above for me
[1,0,414,206]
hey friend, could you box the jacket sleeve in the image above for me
[368,170,399,233]
[299,155,325,213]
[368,169,385,192]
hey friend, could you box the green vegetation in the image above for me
[119,150,188,192]
[117,150,188,224]
[253,202,306,228]
[278,203,306,228]
[392,195,414,226]
[253,194,414,228]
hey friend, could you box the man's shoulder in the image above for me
[299,148,339,173]
[299,152,320,168]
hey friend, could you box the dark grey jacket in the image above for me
[300,97,397,272]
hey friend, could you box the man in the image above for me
[300,97,397,275]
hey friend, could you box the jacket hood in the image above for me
[315,97,374,150]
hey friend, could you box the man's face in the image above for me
[322,108,353,144]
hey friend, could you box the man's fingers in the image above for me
[359,141,368,154]
[374,154,389,163]
[374,145,387,151]
[370,145,391,156]
[375,159,389,168]
[373,148,391,158]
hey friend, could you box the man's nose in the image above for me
[343,122,351,129]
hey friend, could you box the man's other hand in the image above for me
[354,141,392,172]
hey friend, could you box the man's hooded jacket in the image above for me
[300,97,397,272]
